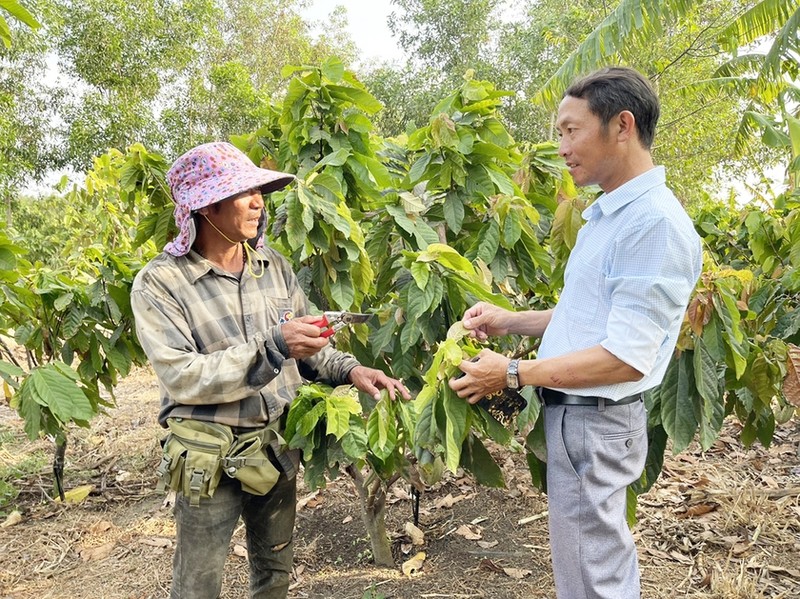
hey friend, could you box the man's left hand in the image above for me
[349,366,411,401]
[448,349,509,404]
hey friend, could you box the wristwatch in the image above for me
[506,358,520,389]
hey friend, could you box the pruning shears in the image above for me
[310,311,372,338]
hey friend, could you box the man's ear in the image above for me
[617,110,637,142]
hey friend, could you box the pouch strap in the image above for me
[155,454,172,493]
[221,455,272,477]
[188,469,204,507]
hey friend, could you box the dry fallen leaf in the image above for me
[58,484,94,504]
[232,543,248,559]
[342,515,353,524]
[455,524,482,540]
[404,522,425,545]
[434,493,464,509]
[479,558,503,573]
[87,520,113,534]
[1,511,22,528]
[401,551,426,577]
[79,542,116,562]
[297,491,322,511]
[503,567,532,579]
[477,540,498,549]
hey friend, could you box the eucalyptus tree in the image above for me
[160,0,358,156]
[534,0,800,198]
[0,6,56,226]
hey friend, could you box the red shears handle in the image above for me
[310,315,336,337]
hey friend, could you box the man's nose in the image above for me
[250,192,264,209]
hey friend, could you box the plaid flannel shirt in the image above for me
[131,245,360,430]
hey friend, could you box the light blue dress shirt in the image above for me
[537,166,702,401]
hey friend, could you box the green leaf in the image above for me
[0,0,40,31]
[502,209,522,248]
[443,192,465,235]
[298,401,327,437]
[715,291,748,379]
[285,393,314,444]
[25,363,95,424]
[406,282,432,321]
[0,360,24,382]
[410,261,430,290]
[327,85,382,114]
[330,272,355,310]
[484,165,514,196]
[460,433,505,488]
[325,391,362,440]
[313,148,350,170]
[285,192,309,250]
[475,220,500,264]
[631,424,667,494]
[692,342,720,405]
[369,318,397,359]
[366,397,397,460]
[659,354,699,454]
[418,243,474,275]
[441,385,468,472]
[321,57,345,82]
[399,318,421,352]
[408,152,432,183]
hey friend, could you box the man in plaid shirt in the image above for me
[132,142,409,599]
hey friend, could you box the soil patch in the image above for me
[1,367,798,598]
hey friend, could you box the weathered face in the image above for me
[556,96,620,192]
[202,188,264,243]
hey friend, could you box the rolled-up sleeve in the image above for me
[601,219,697,375]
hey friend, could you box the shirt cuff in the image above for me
[602,306,666,376]
[270,325,290,359]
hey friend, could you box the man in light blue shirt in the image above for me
[449,67,702,598]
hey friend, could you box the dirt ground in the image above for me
[1,367,799,599]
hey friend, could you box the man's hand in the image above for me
[462,302,513,341]
[349,366,411,401]
[448,349,510,404]
[280,315,329,359]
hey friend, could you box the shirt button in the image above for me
[625,438,633,448]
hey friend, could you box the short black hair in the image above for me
[564,67,660,149]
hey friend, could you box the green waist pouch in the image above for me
[156,418,282,507]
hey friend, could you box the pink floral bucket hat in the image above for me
[163,142,295,256]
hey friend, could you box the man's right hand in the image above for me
[462,302,513,341]
[280,315,330,359]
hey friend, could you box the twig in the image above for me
[518,510,548,525]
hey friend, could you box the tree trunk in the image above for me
[346,465,394,567]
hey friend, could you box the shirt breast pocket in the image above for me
[262,294,295,326]
[564,261,606,343]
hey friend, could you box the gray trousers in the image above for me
[544,401,647,599]
[171,472,297,599]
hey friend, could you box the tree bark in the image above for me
[346,465,394,567]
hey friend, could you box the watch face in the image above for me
[506,359,520,388]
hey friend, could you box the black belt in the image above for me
[539,387,642,407]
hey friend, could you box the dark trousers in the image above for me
[171,472,296,599]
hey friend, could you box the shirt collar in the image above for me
[582,166,666,221]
